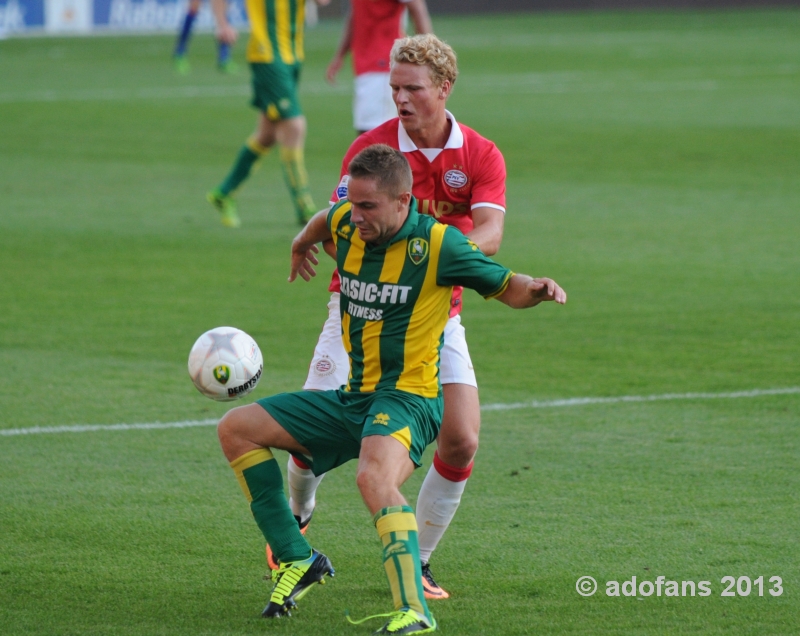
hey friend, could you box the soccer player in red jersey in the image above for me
[279,34,507,600]
[326,0,432,134]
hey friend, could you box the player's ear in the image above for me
[439,80,452,99]
[398,191,412,208]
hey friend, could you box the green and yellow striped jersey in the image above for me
[328,197,513,398]
[245,0,306,64]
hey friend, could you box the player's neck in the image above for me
[405,116,451,150]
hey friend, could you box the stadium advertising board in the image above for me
[0,0,247,35]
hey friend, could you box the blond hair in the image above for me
[390,33,458,88]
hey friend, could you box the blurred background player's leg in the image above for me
[173,0,202,74]
[217,39,237,74]
[209,60,315,227]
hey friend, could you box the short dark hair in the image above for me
[347,144,413,199]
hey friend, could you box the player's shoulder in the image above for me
[328,199,354,231]
[414,213,460,244]
[457,121,502,154]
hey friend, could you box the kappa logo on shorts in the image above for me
[408,238,429,265]
[313,357,336,377]
[443,168,469,190]
[372,413,390,426]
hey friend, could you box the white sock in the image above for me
[287,457,324,523]
[415,459,470,564]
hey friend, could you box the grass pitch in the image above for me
[1,8,799,635]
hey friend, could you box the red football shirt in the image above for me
[351,0,410,76]
[328,111,507,316]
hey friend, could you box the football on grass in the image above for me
[188,327,263,401]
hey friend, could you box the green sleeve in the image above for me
[326,200,345,233]
[436,226,514,299]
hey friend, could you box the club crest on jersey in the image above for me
[408,238,429,265]
[336,175,350,200]
[337,224,353,240]
[443,169,469,190]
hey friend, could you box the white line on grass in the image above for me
[480,386,800,412]
[2,387,797,437]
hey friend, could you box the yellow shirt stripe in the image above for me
[379,240,407,283]
[359,319,383,392]
[343,231,366,276]
[330,201,352,250]
[294,0,305,62]
[396,223,451,397]
[342,311,353,390]
[275,0,295,64]
[245,0,274,63]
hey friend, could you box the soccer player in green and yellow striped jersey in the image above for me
[217,145,566,633]
[207,0,331,227]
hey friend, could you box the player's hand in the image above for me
[326,57,343,84]
[289,243,320,283]
[527,278,567,304]
[216,23,238,45]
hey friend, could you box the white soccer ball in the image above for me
[188,327,263,401]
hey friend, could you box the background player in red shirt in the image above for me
[326,0,432,134]
[283,34,507,600]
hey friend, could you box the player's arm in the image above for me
[496,275,567,309]
[466,206,504,256]
[407,0,433,35]
[438,226,566,308]
[289,209,333,282]
[326,0,352,84]
[210,0,237,44]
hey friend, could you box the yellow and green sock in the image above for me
[230,448,311,563]
[374,505,432,621]
[218,136,269,196]
[279,146,316,223]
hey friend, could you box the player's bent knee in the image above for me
[216,406,250,452]
[355,465,392,502]
[437,433,479,468]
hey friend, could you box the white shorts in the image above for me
[353,72,395,132]
[303,293,478,391]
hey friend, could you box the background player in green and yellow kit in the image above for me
[216,144,566,634]
[207,0,331,228]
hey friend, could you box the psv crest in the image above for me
[408,238,429,265]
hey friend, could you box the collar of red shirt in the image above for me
[397,109,464,153]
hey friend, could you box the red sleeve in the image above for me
[470,142,506,211]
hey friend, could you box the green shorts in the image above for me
[250,62,302,121]
[257,388,443,476]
